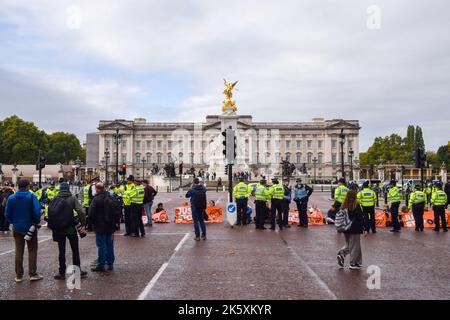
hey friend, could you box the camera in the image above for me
[24,224,41,241]
[73,216,87,238]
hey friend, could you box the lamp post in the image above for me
[339,129,345,179]
[312,157,318,184]
[141,158,146,179]
[349,148,354,181]
[112,129,122,184]
[104,148,110,184]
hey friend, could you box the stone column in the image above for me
[441,162,448,183]
[377,165,385,181]
[11,164,19,185]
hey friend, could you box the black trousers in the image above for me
[281,200,290,226]
[124,205,132,235]
[236,198,248,225]
[255,200,267,228]
[131,204,145,236]
[433,205,447,231]
[362,206,376,232]
[412,203,425,231]
[0,207,10,231]
[55,234,80,275]
[270,199,284,229]
[296,200,309,227]
[85,206,93,231]
[390,202,401,231]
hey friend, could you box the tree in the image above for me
[414,126,425,150]
[47,132,85,164]
[436,144,450,170]
[0,116,48,164]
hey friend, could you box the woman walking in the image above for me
[337,190,367,270]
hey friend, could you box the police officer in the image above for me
[123,176,136,236]
[131,179,146,237]
[268,178,284,230]
[387,180,401,232]
[82,181,92,231]
[233,177,252,226]
[281,178,292,228]
[424,182,432,205]
[333,178,349,211]
[409,185,426,232]
[254,178,269,230]
[431,182,448,232]
[293,178,313,228]
[357,180,377,234]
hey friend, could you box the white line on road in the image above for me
[137,232,190,300]
[0,237,52,257]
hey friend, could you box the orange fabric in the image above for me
[288,209,324,225]
[152,210,170,223]
[204,206,223,224]
[174,206,223,224]
[375,211,387,227]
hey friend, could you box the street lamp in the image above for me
[312,157,318,184]
[339,129,345,179]
[349,148,354,181]
[112,129,122,184]
[141,158,146,179]
[104,148,110,184]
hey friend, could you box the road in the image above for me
[1,191,449,300]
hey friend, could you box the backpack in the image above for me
[193,189,207,210]
[47,197,73,231]
[335,209,353,233]
[103,195,116,224]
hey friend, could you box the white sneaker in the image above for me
[30,274,44,281]
[15,277,23,283]
[349,265,361,270]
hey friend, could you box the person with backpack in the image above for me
[185,178,207,241]
[4,179,43,283]
[46,182,87,280]
[336,189,367,270]
[89,183,117,272]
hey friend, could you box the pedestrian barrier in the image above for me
[174,206,223,224]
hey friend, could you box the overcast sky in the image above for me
[0,0,449,151]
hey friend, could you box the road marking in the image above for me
[0,236,52,256]
[285,244,338,300]
[137,232,189,300]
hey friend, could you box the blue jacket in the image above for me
[5,189,41,233]
[185,184,207,212]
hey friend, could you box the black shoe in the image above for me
[284,225,291,228]
[54,274,65,280]
[107,265,114,271]
[337,254,344,268]
[91,266,106,272]
[269,227,275,230]
[123,233,130,237]
[372,230,377,234]
[433,229,439,232]
[390,229,400,233]
[80,271,88,278]
[444,229,448,232]
[131,233,139,237]
[297,224,302,227]
[140,234,146,237]
[261,226,267,230]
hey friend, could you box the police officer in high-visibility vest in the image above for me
[254,178,269,230]
[333,178,349,210]
[409,184,426,232]
[122,178,134,236]
[83,182,92,231]
[424,182,432,205]
[357,180,377,234]
[431,182,448,232]
[281,178,292,228]
[268,178,285,230]
[388,180,402,232]
[131,179,146,237]
[233,177,252,226]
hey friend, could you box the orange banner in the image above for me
[401,210,450,228]
[174,206,223,224]
[152,210,170,223]
[288,209,324,225]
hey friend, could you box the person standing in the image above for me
[268,178,284,231]
[89,183,116,272]
[4,179,43,283]
[185,178,207,241]
[431,182,448,232]
[254,178,269,230]
[123,176,136,236]
[1,186,14,233]
[387,180,402,232]
[333,178,349,211]
[444,181,450,208]
[336,190,367,270]
[281,178,292,228]
[82,181,93,231]
[293,178,313,228]
[357,181,377,234]
[47,182,87,280]
[131,180,146,237]
[143,180,158,227]
[409,185,426,232]
[233,177,251,226]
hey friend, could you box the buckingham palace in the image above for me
[86,113,361,181]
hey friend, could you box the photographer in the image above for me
[47,182,87,280]
[4,179,43,283]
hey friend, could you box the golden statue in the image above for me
[222,79,239,113]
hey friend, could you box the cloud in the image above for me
[0,0,449,150]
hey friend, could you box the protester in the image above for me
[89,183,116,272]
[337,190,367,270]
[143,180,158,227]
[326,204,338,224]
[185,178,207,241]
[4,179,43,282]
[47,182,87,280]
[155,203,165,213]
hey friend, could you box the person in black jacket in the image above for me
[337,190,368,270]
[445,181,450,208]
[89,183,116,272]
